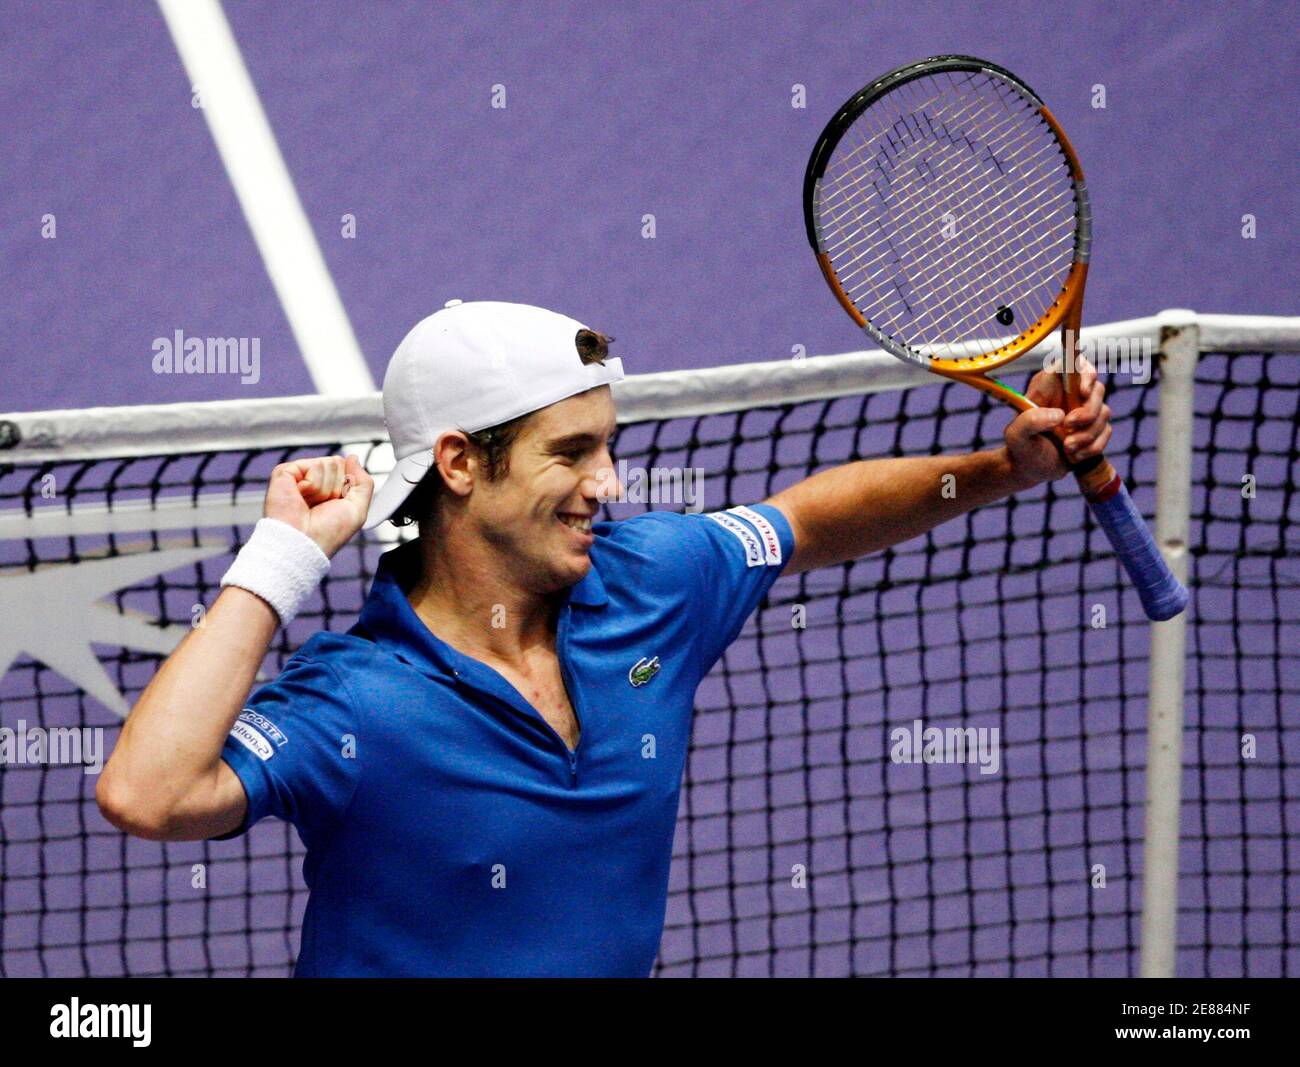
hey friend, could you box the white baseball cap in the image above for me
[364,300,625,529]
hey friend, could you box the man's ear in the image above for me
[432,431,475,499]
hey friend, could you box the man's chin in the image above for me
[560,551,593,585]
[529,548,591,595]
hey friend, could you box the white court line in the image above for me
[156,0,374,396]
[157,0,398,541]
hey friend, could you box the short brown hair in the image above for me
[390,327,614,530]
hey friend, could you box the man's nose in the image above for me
[588,453,622,503]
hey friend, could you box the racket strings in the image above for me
[822,73,1043,234]
[823,105,1063,353]
[821,73,1052,273]
[826,104,1073,353]
[822,71,1071,337]
[823,75,1072,353]
[824,103,1073,358]
[815,70,1079,363]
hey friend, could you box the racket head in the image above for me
[804,55,1091,377]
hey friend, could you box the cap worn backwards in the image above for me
[364,300,625,529]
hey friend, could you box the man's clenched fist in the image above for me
[263,454,374,558]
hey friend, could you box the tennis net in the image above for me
[0,313,1295,976]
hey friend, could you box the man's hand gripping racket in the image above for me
[803,55,1188,621]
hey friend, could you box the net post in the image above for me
[1139,309,1199,978]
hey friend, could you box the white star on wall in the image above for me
[0,541,232,717]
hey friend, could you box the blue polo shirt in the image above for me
[218,503,794,977]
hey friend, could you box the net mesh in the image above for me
[0,351,1295,977]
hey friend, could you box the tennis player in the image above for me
[98,300,1111,976]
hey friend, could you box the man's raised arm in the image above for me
[767,363,1112,576]
[96,455,371,841]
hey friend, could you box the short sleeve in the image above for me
[679,502,795,674]
[217,652,360,848]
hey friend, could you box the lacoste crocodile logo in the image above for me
[628,656,661,687]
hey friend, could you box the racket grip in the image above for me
[1083,475,1189,621]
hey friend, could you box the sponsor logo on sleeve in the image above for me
[705,511,764,567]
[229,720,275,761]
[238,709,288,748]
[728,505,782,565]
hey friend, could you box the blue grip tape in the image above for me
[1088,481,1189,621]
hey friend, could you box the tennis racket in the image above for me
[803,55,1188,621]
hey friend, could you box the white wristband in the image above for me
[221,518,331,625]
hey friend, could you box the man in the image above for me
[98,300,1111,976]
